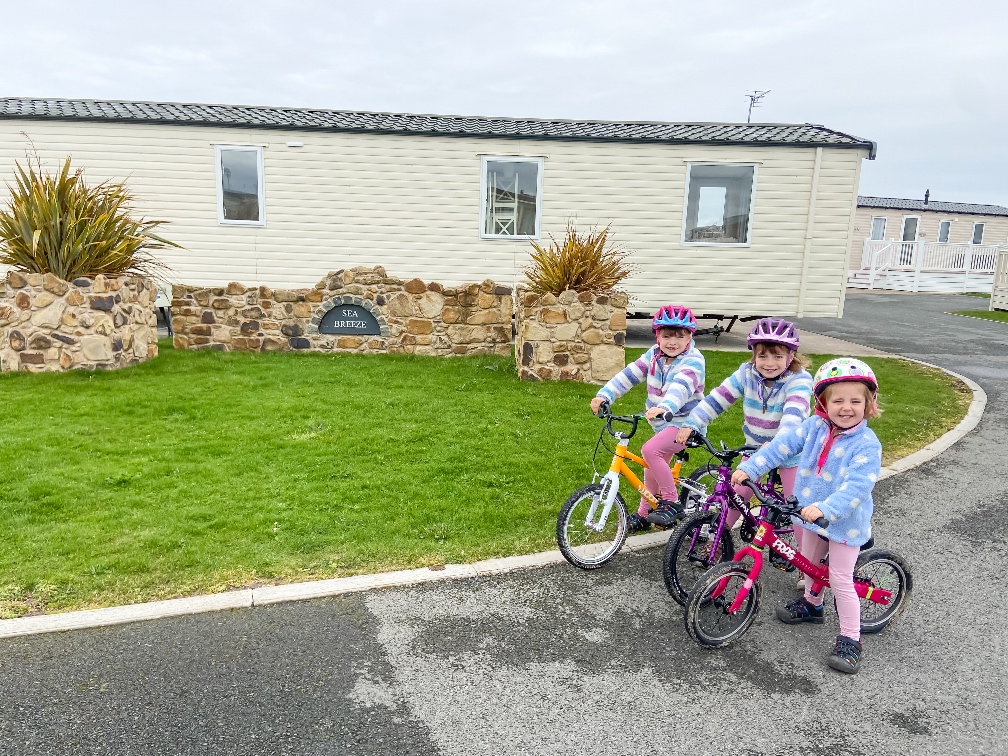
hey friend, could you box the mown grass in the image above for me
[949,309,1008,322]
[0,342,970,617]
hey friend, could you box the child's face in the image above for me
[823,383,868,429]
[753,345,789,379]
[657,328,691,358]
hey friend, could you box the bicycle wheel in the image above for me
[684,561,761,647]
[854,548,913,634]
[556,483,628,570]
[662,510,736,606]
[678,464,719,511]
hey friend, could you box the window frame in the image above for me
[870,216,887,241]
[215,145,266,227]
[900,215,920,242]
[937,219,952,244]
[479,155,544,241]
[680,162,759,247]
[971,222,985,245]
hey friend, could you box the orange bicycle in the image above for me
[557,403,700,569]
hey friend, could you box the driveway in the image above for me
[2,293,1005,756]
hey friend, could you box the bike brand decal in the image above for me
[772,537,796,561]
[754,524,767,541]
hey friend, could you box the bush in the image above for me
[0,157,176,280]
[524,222,633,295]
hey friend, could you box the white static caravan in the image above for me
[0,98,875,318]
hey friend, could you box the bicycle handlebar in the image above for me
[740,480,830,530]
[682,429,761,461]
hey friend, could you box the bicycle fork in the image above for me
[584,470,622,531]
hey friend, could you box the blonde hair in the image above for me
[819,381,883,419]
[751,342,810,374]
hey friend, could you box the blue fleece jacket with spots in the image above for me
[737,414,882,547]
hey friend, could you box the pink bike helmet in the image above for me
[747,318,800,352]
[652,305,697,333]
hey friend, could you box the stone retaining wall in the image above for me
[171,266,513,357]
[515,288,627,383]
[0,271,159,372]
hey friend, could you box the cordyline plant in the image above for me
[0,156,176,280]
[524,222,634,295]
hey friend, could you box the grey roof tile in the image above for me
[858,195,1008,217]
[0,97,875,151]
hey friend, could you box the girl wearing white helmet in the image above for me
[677,318,813,546]
[731,357,883,675]
[591,305,706,531]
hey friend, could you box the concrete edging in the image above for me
[0,357,986,639]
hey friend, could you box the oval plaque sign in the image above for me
[319,304,382,335]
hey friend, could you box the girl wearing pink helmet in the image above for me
[732,357,883,675]
[590,305,706,531]
[678,318,813,553]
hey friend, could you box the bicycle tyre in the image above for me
[662,510,736,606]
[678,464,718,511]
[854,548,913,634]
[556,483,628,570]
[684,561,761,648]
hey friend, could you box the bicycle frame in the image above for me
[714,519,894,614]
[586,432,682,531]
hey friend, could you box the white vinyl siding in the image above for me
[0,120,869,317]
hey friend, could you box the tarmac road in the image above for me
[2,292,1006,755]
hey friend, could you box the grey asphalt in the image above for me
[3,292,1007,755]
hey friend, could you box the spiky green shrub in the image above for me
[524,222,633,295]
[0,157,176,280]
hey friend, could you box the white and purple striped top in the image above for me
[595,343,706,433]
[684,362,813,467]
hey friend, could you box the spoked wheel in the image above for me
[662,510,735,606]
[684,561,761,647]
[854,548,913,634]
[678,465,718,512]
[556,483,628,570]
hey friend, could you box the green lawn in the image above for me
[950,309,1008,322]
[0,342,970,617]
[958,292,991,298]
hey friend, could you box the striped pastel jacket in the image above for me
[595,343,706,433]
[684,363,813,467]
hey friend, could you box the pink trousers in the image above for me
[639,426,686,515]
[802,535,862,640]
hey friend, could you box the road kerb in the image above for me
[0,358,985,639]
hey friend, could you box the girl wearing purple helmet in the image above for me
[591,305,706,531]
[677,317,813,551]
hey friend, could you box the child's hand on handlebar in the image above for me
[801,505,825,524]
[675,426,693,445]
[644,406,666,421]
[590,397,607,416]
[730,469,749,486]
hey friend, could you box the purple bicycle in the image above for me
[661,430,797,606]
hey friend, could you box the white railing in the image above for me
[993,250,1008,311]
[857,239,1004,293]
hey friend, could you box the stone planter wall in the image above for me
[0,271,159,372]
[171,266,513,357]
[515,287,627,383]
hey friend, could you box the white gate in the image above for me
[992,249,1008,311]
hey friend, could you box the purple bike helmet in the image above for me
[652,305,697,333]
[747,318,800,351]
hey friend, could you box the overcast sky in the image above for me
[5,1,1007,206]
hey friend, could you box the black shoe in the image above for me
[827,635,863,674]
[645,499,684,528]
[626,512,652,534]
[775,598,825,625]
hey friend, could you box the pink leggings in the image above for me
[639,426,686,515]
[725,463,802,551]
[802,535,862,640]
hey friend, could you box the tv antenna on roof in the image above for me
[745,90,771,123]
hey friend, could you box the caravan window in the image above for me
[480,157,543,239]
[937,220,951,243]
[972,222,985,244]
[215,146,265,226]
[682,164,756,245]
[870,217,887,240]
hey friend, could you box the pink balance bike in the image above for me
[683,481,912,647]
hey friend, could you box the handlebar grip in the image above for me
[662,411,676,423]
[596,401,610,418]
[814,517,830,529]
